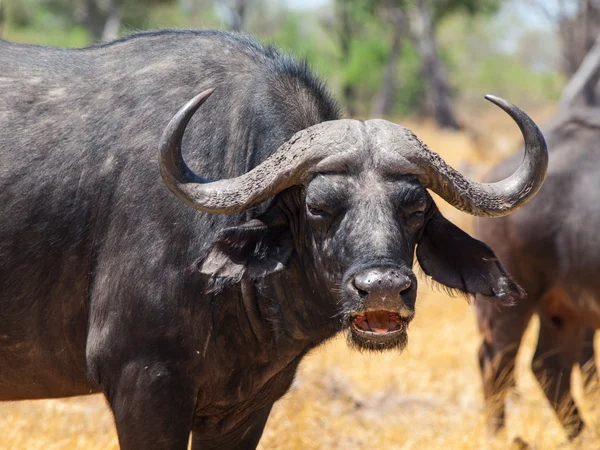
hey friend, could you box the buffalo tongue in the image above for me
[366,311,391,334]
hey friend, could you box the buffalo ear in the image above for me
[416,208,521,305]
[197,214,293,284]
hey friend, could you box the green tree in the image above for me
[432,0,500,20]
[9,0,179,43]
[368,0,501,124]
[215,0,249,31]
[0,0,5,38]
[528,0,600,105]
[370,0,407,117]
[409,0,501,128]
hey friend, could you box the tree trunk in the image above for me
[101,0,124,42]
[552,0,600,105]
[0,0,5,39]
[217,0,248,32]
[412,0,460,129]
[370,4,405,118]
[582,0,597,104]
[559,33,600,111]
[336,0,357,116]
[80,0,124,43]
[82,0,106,41]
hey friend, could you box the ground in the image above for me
[3,113,598,449]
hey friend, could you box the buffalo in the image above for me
[1,30,547,448]
[474,107,600,440]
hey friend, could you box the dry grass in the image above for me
[3,111,598,449]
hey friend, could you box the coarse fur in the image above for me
[474,107,600,440]
[1,29,520,449]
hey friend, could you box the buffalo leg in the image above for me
[579,327,599,393]
[191,406,272,450]
[475,295,534,435]
[532,312,585,440]
[104,360,197,450]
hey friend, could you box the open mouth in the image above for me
[351,310,407,335]
[348,310,409,351]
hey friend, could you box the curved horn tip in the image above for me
[158,87,216,190]
[182,88,215,115]
[484,94,513,109]
[161,88,215,145]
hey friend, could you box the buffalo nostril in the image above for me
[353,268,412,298]
[353,276,371,298]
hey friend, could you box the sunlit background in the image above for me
[0,0,574,119]
[1,0,599,448]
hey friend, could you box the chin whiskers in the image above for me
[345,328,408,353]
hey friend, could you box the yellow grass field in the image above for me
[3,112,598,449]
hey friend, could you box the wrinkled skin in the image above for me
[474,108,600,440]
[1,30,520,449]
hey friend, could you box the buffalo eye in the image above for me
[307,204,331,219]
[405,210,425,232]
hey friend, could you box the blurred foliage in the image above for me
[439,12,563,112]
[433,0,501,21]
[1,0,564,118]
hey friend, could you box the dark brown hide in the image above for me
[474,107,600,440]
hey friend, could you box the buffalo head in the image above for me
[159,89,547,351]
